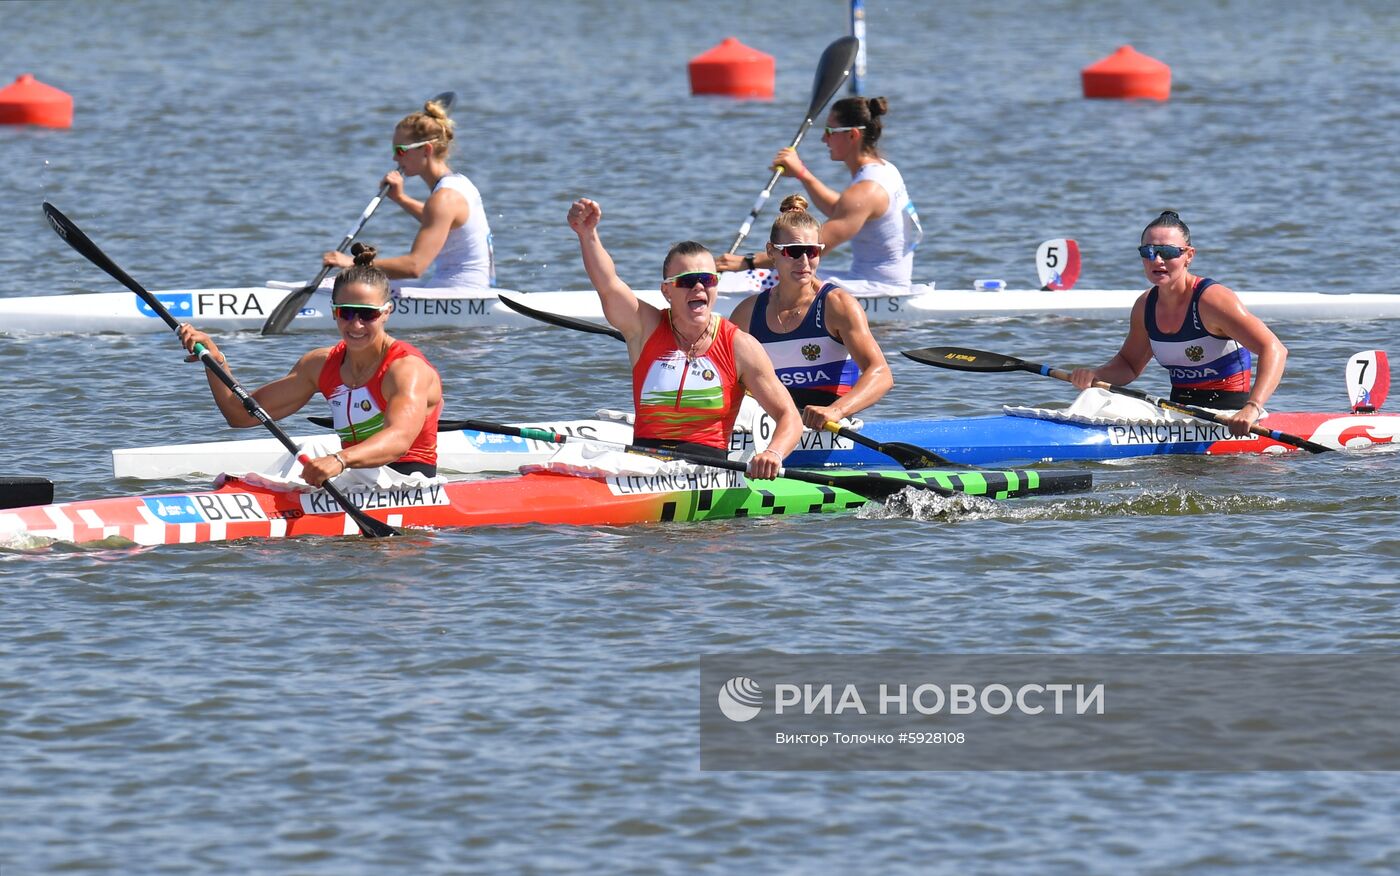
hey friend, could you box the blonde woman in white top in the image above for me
[323,100,494,289]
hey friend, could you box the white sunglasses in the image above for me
[392,139,434,156]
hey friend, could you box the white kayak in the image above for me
[8,271,1400,335]
[113,414,639,480]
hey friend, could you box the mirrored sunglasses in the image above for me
[664,272,719,289]
[1137,244,1187,261]
[823,125,865,135]
[392,139,434,156]
[333,303,391,322]
[772,242,825,260]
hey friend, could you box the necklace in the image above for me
[344,340,390,387]
[670,311,717,362]
[771,291,813,332]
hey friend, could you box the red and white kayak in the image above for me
[0,464,1091,549]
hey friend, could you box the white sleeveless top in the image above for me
[840,159,921,288]
[423,173,494,288]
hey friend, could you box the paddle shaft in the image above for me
[43,203,398,537]
[454,418,954,499]
[821,421,955,468]
[902,346,1332,454]
[726,36,859,254]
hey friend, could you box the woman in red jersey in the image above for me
[567,198,801,479]
[178,245,443,485]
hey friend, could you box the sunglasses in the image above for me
[1138,244,1188,260]
[823,125,865,136]
[664,272,719,289]
[333,303,392,322]
[392,139,434,156]
[772,242,825,260]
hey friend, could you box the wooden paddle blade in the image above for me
[901,346,1025,372]
[0,477,55,510]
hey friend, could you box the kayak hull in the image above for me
[777,411,1400,467]
[113,410,1400,480]
[1,467,1088,548]
[7,277,1400,335]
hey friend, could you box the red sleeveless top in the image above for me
[631,314,744,450]
[316,340,440,466]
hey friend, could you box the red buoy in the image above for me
[688,37,774,99]
[0,74,73,128]
[1081,46,1171,101]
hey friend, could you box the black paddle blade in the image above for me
[0,477,55,510]
[497,292,625,341]
[429,91,456,113]
[902,346,1024,372]
[876,441,956,469]
[809,37,861,116]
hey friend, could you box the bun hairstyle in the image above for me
[661,240,712,278]
[770,203,820,240]
[332,242,392,303]
[1143,210,1191,245]
[828,95,889,155]
[778,193,809,213]
[396,99,456,159]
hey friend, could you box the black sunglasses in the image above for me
[1138,244,1187,260]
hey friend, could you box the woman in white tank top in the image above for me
[322,100,494,289]
[717,96,922,296]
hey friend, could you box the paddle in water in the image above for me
[726,36,860,254]
[261,91,457,336]
[901,345,1333,454]
[43,203,398,538]
[453,418,966,499]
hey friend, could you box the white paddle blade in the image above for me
[1036,238,1081,290]
[1346,350,1390,412]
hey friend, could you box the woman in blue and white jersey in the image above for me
[727,206,893,430]
[1070,211,1287,437]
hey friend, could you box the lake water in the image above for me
[3,1,1398,873]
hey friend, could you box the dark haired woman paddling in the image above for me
[1069,211,1287,437]
[179,245,443,485]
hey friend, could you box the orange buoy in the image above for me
[0,74,73,128]
[1081,46,1171,101]
[688,37,774,99]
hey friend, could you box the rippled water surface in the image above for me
[3,1,1399,873]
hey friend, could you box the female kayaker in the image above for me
[1069,210,1287,436]
[716,96,922,296]
[567,197,801,480]
[323,99,494,289]
[727,205,894,430]
[178,245,443,486]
